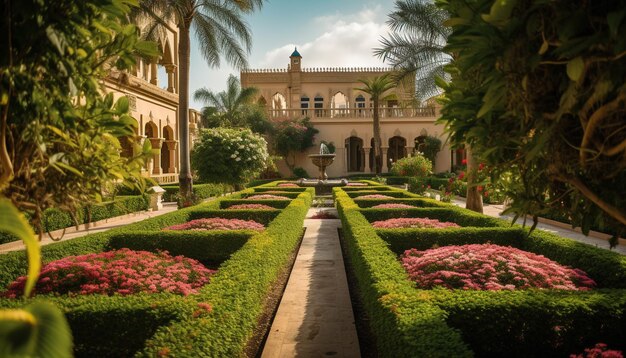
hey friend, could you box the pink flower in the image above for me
[372,217,460,229]
[371,204,415,209]
[347,182,368,186]
[246,194,290,200]
[3,249,215,297]
[570,343,623,358]
[401,244,596,291]
[355,194,394,199]
[277,183,298,187]
[164,218,265,231]
[226,204,275,210]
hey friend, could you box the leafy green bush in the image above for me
[161,183,232,202]
[191,128,269,186]
[292,167,309,179]
[390,153,432,177]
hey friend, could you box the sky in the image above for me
[187,0,396,109]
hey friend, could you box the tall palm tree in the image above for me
[374,0,451,102]
[377,0,483,213]
[355,74,395,175]
[135,0,263,203]
[193,74,259,128]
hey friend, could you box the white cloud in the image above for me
[257,6,390,69]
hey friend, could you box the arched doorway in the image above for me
[345,137,364,172]
[388,136,407,169]
[119,117,138,158]
[369,138,383,173]
[144,121,161,175]
[414,135,427,154]
[161,125,174,173]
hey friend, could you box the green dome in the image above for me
[290,47,301,57]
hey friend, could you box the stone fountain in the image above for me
[297,143,347,195]
[309,143,335,180]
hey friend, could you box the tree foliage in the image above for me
[191,128,268,187]
[273,118,318,170]
[437,0,626,242]
[418,135,442,164]
[194,74,271,134]
[0,0,156,237]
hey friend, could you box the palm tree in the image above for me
[377,0,483,213]
[135,0,264,203]
[193,74,259,128]
[374,0,451,102]
[355,74,395,175]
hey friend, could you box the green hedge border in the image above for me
[334,185,626,357]
[0,185,314,357]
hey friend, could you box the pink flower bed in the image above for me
[570,343,623,358]
[372,217,460,229]
[355,194,394,199]
[371,203,416,209]
[277,183,298,187]
[4,248,214,297]
[401,244,596,291]
[246,194,289,200]
[164,218,265,231]
[259,191,291,194]
[347,182,368,186]
[226,204,275,210]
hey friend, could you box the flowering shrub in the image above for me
[308,211,338,219]
[258,190,291,194]
[347,182,368,186]
[226,204,275,210]
[390,153,432,178]
[191,127,269,186]
[570,343,623,358]
[401,244,596,291]
[355,194,394,199]
[372,217,460,229]
[164,218,265,231]
[4,249,214,297]
[277,183,298,187]
[371,203,416,209]
[246,194,289,200]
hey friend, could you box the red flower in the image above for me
[461,159,467,165]
[477,186,484,192]
[458,172,465,180]
[479,163,485,170]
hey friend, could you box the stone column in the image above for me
[165,64,177,93]
[363,147,371,173]
[150,62,158,85]
[149,137,164,175]
[165,140,178,173]
[381,146,389,172]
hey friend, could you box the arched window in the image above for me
[272,92,287,110]
[314,95,324,117]
[161,126,175,173]
[345,136,364,172]
[388,136,407,169]
[331,92,348,118]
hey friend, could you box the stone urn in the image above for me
[309,154,336,180]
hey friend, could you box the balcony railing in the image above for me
[267,107,436,120]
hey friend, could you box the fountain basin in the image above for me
[309,154,336,180]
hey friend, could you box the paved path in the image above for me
[0,202,179,254]
[262,208,360,358]
[452,199,626,255]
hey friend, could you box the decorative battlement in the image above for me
[242,66,391,74]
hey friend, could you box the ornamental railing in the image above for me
[266,107,435,120]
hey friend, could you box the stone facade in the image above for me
[241,49,456,178]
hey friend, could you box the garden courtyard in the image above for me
[1,0,625,357]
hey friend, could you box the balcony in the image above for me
[267,107,436,120]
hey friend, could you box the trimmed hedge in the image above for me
[241,191,302,199]
[161,183,232,202]
[361,207,503,227]
[188,208,281,226]
[220,199,291,209]
[0,185,315,356]
[0,195,150,245]
[334,185,626,357]
[352,198,448,208]
[253,187,306,193]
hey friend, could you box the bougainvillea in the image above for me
[372,217,460,229]
[226,204,275,210]
[346,182,368,186]
[246,194,289,200]
[308,211,338,219]
[401,244,596,291]
[570,343,623,358]
[371,203,416,209]
[277,183,298,187]
[355,194,394,199]
[4,249,214,297]
[164,218,265,231]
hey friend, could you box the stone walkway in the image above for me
[452,199,626,255]
[0,202,179,254]
[261,208,360,358]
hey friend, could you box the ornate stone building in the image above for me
[103,25,201,185]
[241,49,453,178]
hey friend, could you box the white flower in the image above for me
[230,154,236,159]
[235,157,241,161]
